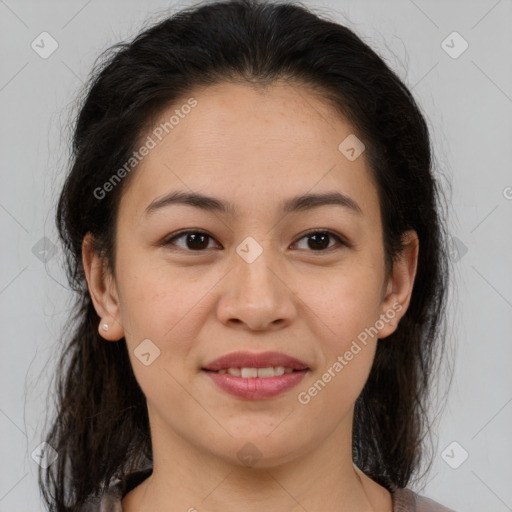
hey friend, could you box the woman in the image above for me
[39,0,455,510]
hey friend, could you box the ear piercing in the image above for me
[101,323,109,331]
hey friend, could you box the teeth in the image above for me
[241,367,258,378]
[216,366,297,378]
[258,366,284,378]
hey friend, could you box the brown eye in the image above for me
[162,229,348,253]
[163,230,218,251]
[292,230,346,251]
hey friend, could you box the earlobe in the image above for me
[377,230,419,339]
[82,232,125,341]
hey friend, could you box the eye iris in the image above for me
[172,230,338,252]
[186,232,209,250]
[308,232,330,250]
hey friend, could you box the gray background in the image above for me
[1,0,511,510]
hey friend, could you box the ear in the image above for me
[377,230,419,339]
[82,232,125,341]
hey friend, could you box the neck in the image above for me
[123,411,391,512]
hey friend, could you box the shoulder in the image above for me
[80,483,123,512]
[80,467,152,511]
[392,488,459,512]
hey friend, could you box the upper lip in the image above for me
[202,351,309,371]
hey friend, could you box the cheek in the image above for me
[299,263,384,397]
[312,263,385,344]
[296,285,380,422]
[115,250,199,337]
[301,281,383,391]
[116,262,201,406]
[294,304,378,435]
[115,253,218,395]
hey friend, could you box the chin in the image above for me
[210,431,308,469]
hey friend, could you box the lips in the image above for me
[202,351,309,372]
[201,351,310,400]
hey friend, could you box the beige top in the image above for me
[82,468,457,511]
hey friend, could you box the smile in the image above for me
[211,366,296,377]
[202,367,309,399]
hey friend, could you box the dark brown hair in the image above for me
[39,0,450,509]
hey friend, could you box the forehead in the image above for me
[119,80,379,222]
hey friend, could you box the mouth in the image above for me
[202,350,309,372]
[203,366,305,377]
[201,351,310,400]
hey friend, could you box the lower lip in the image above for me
[203,370,308,400]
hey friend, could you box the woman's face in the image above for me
[85,80,417,468]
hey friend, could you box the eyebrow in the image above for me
[144,190,363,217]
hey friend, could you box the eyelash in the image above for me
[161,229,349,253]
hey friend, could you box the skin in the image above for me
[83,80,419,512]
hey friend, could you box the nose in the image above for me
[216,243,298,331]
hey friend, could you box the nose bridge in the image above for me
[233,234,281,300]
[217,234,295,329]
